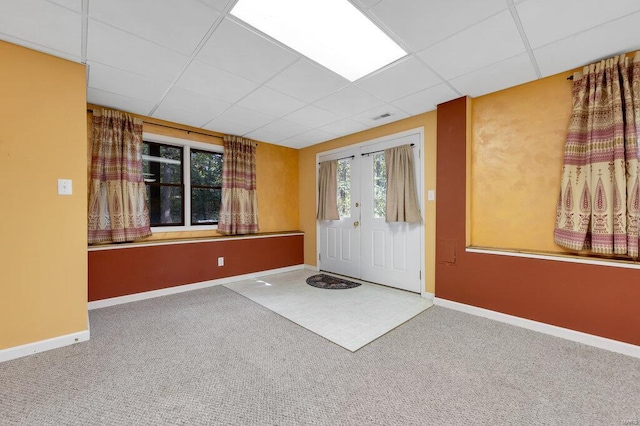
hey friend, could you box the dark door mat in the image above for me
[306,274,362,290]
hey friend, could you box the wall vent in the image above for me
[372,112,391,121]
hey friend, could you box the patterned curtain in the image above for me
[218,135,259,235]
[317,160,339,220]
[554,52,640,257]
[88,109,152,244]
[385,144,422,223]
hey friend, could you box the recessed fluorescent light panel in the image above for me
[230,0,407,81]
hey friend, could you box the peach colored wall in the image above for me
[470,72,573,253]
[0,42,88,350]
[298,112,438,293]
[87,108,299,241]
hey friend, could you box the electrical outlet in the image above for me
[427,190,435,201]
[218,257,224,267]
[58,179,73,195]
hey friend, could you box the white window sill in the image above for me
[151,225,218,233]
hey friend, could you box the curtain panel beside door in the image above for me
[385,144,422,223]
[317,160,340,220]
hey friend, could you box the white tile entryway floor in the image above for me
[224,269,432,351]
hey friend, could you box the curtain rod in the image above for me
[87,108,223,140]
[318,155,354,165]
[361,143,415,157]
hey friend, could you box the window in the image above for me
[337,158,351,219]
[373,152,386,219]
[143,137,223,230]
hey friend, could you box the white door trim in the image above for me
[316,127,425,294]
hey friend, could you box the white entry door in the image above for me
[318,131,423,293]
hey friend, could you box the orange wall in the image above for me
[0,42,88,350]
[470,72,573,253]
[87,108,299,241]
[298,112,438,293]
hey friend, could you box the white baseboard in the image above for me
[88,264,305,310]
[304,264,319,271]
[0,329,90,364]
[421,291,435,301]
[434,298,640,359]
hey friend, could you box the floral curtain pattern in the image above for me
[317,160,340,221]
[88,109,152,244]
[385,144,422,223]
[554,52,640,257]
[218,135,259,235]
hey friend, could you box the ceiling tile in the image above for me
[265,59,349,103]
[197,18,298,84]
[254,119,312,141]
[87,62,169,103]
[47,0,82,12]
[176,60,259,103]
[237,87,307,117]
[356,56,442,102]
[87,88,155,116]
[534,11,640,77]
[391,83,459,115]
[89,0,218,55]
[319,119,369,137]
[284,105,341,128]
[370,0,507,51]
[204,118,254,136]
[244,128,285,144]
[196,0,231,12]
[314,86,386,117]
[282,129,336,148]
[351,104,409,126]
[0,0,81,59]
[418,11,525,80]
[152,104,217,128]
[87,19,188,82]
[215,105,276,128]
[160,87,230,119]
[450,53,538,98]
[518,0,640,49]
[354,0,383,8]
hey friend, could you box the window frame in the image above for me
[143,132,224,233]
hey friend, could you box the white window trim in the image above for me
[143,132,224,233]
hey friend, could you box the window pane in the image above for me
[143,142,182,184]
[191,150,223,186]
[146,185,183,226]
[373,152,386,218]
[337,158,351,219]
[191,188,221,225]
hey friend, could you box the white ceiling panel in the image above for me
[245,128,286,144]
[283,129,337,148]
[176,60,259,103]
[534,11,640,77]
[266,59,349,103]
[87,88,155,116]
[351,104,409,126]
[197,18,298,84]
[450,53,538,98]
[356,56,442,102]
[88,62,169,103]
[160,87,230,119]
[237,87,307,117]
[196,0,232,12]
[89,0,218,56]
[87,20,188,82]
[370,0,507,51]
[391,83,459,115]
[214,105,276,128]
[354,0,383,8]
[284,105,341,128]
[203,118,254,136]
[418,11,526,80]
[152,104,217,128]
[255,119,312,142]
[46,0,82,12]
[517,0,640,49]
[0,0,81,59]
[314,86,386,118]
[319,119,369,137]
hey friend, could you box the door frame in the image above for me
[315,127,426,297]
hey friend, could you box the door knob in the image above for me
[354,221,360,227]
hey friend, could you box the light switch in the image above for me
[58,179,73,195]
[428,190,435,201]
[218,257,224,267]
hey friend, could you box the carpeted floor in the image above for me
[1,285,639,425]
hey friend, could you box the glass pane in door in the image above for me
[373,152,386,218]
[337,158,351,218]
